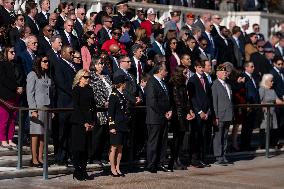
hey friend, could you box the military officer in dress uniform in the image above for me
[112,0,130,28]
[108,75,129,177]
[164,11,181,36]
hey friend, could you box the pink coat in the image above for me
[81,46,92,71]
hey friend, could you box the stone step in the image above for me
[0,148,283,180]
[0,145,54,157]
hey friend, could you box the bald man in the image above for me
[109,44,121,73]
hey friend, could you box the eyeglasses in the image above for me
[89,36,96,39]
[276,63,283,66]
[47,29,53,33]
[42,60,49,63]
[171,41,177,44]
[214,17,221,20]
[254,27,260,30]
[80,13,86,16]
[32,42,38,45]
[113,32,122,36]
[201,43,208,46]
[105,20,113,23]
[18,18,24,21]
[69,51,75,55]
[73,56,81,59]
[7,1,15,5]
[8,50,15,54]
[122,60,131,63]
[82,76,90,79]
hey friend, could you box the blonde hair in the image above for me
[260,73,273,89]
[72,69,89,88]
[135,27,146,41]
[83,19,94,33]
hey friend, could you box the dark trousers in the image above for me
[240,109,259,150]
[169,130,185,166]
[89,124,108,161]
[213,121,230,160]
[147,123,168,169]
[55,112,72,163]
[72,150,87,173]
[276,108,284,139]
[189,118,206,162]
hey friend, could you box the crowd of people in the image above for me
[0,0,284,181]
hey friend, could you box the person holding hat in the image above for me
[211,64,233,165]
[108,75,129,177]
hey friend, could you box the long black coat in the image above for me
[70,85,97,151]
[171,84,192,132]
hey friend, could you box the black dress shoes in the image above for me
[158,165,173,172]
[110,172,120,177]
[147,167,157,173]
[190,161,205,168]
[199,161,211,167]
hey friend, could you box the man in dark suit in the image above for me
[187,60,212,168]
[60,19,79,51]
[202,20,217,63]
[46,35,62,78]
[15,26,31,57]
[214,26,236,66]
[37,25,53,56]
[270,57,284,140]
[35,0,50,29]
[240,62,261,151]
[211,14,222,37]
[74,8,85,41]
[18,35,38,76]
[97,15,112,48]
[244,0,266,11]
[148,29,165,56]
[230,26,244,68]
[109,44,121,74]
[0,0,15,27]
[25,1,40,35]
[275,36,284,59]
[8,14,25,46]
[54,46,77,165]
[129,44,145,84]
[145,62,172,173]
[212,65,233,165]
[250,40,273,80]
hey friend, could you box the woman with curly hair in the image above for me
[26,55,51,167]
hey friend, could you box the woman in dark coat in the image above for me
[71,69,97,181]
[168,65,195,171]
[108,75,129,177]
[0,46,23,148]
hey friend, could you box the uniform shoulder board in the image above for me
[111,92,117,96]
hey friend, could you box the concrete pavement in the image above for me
[0,154,283,189]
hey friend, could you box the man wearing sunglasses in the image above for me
[8,14,25,46]
[37,25,53,56]
[0,0,15,26]
[97,15,113,48]
[74,8,86,41]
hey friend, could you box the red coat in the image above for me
[101,38,127,55]
[140,20,153,38]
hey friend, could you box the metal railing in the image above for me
[1,98,284,180]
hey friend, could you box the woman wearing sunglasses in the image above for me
[70,69,97,181]
[26,56,51,167]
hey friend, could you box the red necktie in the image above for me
[138,61,142,81]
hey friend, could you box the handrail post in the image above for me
[17,109,23,170]
[43,110,50,180]
[265,106,271,158]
